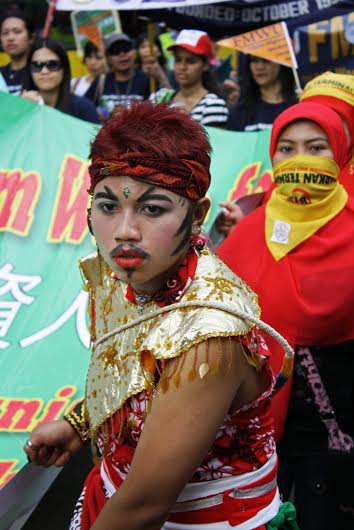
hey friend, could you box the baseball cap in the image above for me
[104,33,133,52]
[168,30,214,60]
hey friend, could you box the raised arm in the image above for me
[91,336,254,530]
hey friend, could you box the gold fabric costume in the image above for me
[80,249,260,436]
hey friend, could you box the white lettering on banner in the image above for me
[0,264,41,349]
[175,6,237,22]
[242,1,309,23]
[315,0,341,8]
[20,290,90,349]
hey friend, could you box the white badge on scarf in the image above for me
[271,220,291,244]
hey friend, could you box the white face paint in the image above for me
[91,175,195,294]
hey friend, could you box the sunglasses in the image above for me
[107,43,133,56]
[30,60,62,73]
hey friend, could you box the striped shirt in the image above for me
[151,89,229,127]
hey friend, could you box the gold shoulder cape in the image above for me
[80,249,260,435]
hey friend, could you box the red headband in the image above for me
[89,152,211,200]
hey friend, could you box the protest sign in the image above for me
[71,10,121,54]
[218,22,298,68]
[294,12,354,83]
[0,92,271,487]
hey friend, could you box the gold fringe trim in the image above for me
[86,330,253,439]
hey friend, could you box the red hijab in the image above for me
[218,103,354,439]
[269,101,350,166]
[301,95,353,147]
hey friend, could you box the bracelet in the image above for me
[64,400,90,443]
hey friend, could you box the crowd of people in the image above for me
[0,8,298,128]
[1,5,354,530]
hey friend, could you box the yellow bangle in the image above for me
[64,401,90,443]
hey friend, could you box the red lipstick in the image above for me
[113,249,145,269]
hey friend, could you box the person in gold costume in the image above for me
[24,102,296,530]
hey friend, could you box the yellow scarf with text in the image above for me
[266,155,348,261]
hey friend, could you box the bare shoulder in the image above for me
[160,335,250,396]
[160,335,269,412]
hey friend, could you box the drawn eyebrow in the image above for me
[94,186,119,201]
[136,187,173,204]
[140,194,173,203]
[172,205,193,256]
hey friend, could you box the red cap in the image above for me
[168,30,214,60]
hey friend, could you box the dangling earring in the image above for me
[192,225,202,236]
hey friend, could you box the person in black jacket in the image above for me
[228,55,297,132]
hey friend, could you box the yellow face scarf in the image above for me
[265,155,348,261]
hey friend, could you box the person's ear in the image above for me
[192,197,210,231]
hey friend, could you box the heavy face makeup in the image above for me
[0,17,32,60]
[249,57,280,88]
[272,120,334,165]
[174,48,207,88]
[91,176,209,294]
[31,47,64,92]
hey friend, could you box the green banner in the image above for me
[0,92,271,487]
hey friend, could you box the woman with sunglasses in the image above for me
[22,38,99,124]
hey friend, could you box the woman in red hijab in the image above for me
[215,72,354,240]
[218,102,354,530]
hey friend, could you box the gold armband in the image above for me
[64,400,90,443]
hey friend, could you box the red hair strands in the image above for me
[89,102,212,198]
